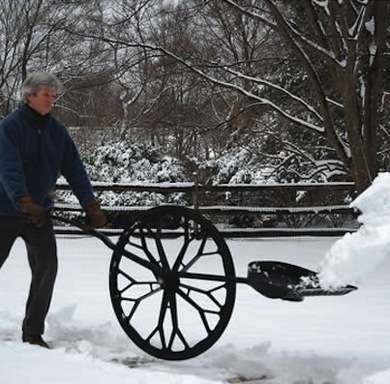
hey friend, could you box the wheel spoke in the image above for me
[176,328,189,350]
[146,227,170,270]
[157,290,170,331]
[173,218,193,271]
[177,287,220,315]
[156,233,170,269]
[138,226,161,267]
[180,235,207,273]
[118,277,159,295]
[168,292,189,350]
[146,326,159,343]
[145,289,170,346]
[128,241,146,251]
[119,282,132,294]
[120,286,162,302]
[180,282,225,309]
[130,281,160,286]
[116,267,159,296]
[177,288,215,334]
[159,323,167,350]
[120,247,161,274]
[117,268,135,283]
[126,300,139,322]
[180,271,231,284]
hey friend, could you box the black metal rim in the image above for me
[109,205,236,360]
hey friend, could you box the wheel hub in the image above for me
[159,271,180,291]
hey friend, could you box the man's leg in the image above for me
[0,216,21,269]
[21,219,57,337]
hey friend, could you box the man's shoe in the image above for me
[22,334,51,349]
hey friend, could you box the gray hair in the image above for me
[22,72,61,101]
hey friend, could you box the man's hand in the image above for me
[18,196,48,227]
[85,200,107,228]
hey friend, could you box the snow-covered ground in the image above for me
[1,234,389,384]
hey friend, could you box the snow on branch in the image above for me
[326,97,344,109]
[348,3,367,38]
[287,22,344,67]
[220,0,277,30]
[224,66,324,122]
[157,52,325,133]
[312,0,330,16]
[223,0,343,67]
[61,13,327,133]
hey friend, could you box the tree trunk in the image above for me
[343,72,372,193]
[361,1,388,188]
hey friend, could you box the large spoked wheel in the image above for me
[109,206,236,360]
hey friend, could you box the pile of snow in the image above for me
[364,370,390,384]
[319,173,390,289]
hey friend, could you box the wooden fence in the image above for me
[53,180,358,237]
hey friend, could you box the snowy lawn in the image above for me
[1,234,389,384]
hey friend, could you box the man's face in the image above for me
[27,86,57,115]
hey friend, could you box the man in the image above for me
[0,72,106,349]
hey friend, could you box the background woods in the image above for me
[0,0,389,191]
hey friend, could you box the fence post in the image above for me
[192,172,199,211]
[192,172,200,236]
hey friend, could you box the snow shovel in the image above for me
[51,205,357,361]
[246,260,356,302]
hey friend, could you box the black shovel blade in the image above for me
[247,261,357,302]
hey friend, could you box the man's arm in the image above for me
[61,128,95,207]
[61,128,106,227]
[0,123,29,206]
[0,122,49,226]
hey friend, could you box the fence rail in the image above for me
[53,180,358,237]
[56,180,355,193]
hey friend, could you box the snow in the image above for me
[365,18,375,35]
[226,67,323,121]
[360,79,366,107]
[339,59,348,68]
[214,181,354,189]
[364,370,390,384]
[57,181,196,188]
[319,173,390,290]
[369,42,377,67]
[1,344,213,384]
[313,0,330,16]
[1,232,390,383]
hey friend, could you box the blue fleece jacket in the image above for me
[0,104,95,216]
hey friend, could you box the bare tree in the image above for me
[0,0,51,114]
[0,0,114,122]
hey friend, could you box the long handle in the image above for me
[50,213,117,251]
[51,213,164,276]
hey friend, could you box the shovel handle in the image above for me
[50,213,117,251]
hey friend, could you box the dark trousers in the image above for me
[0,216,57,335]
